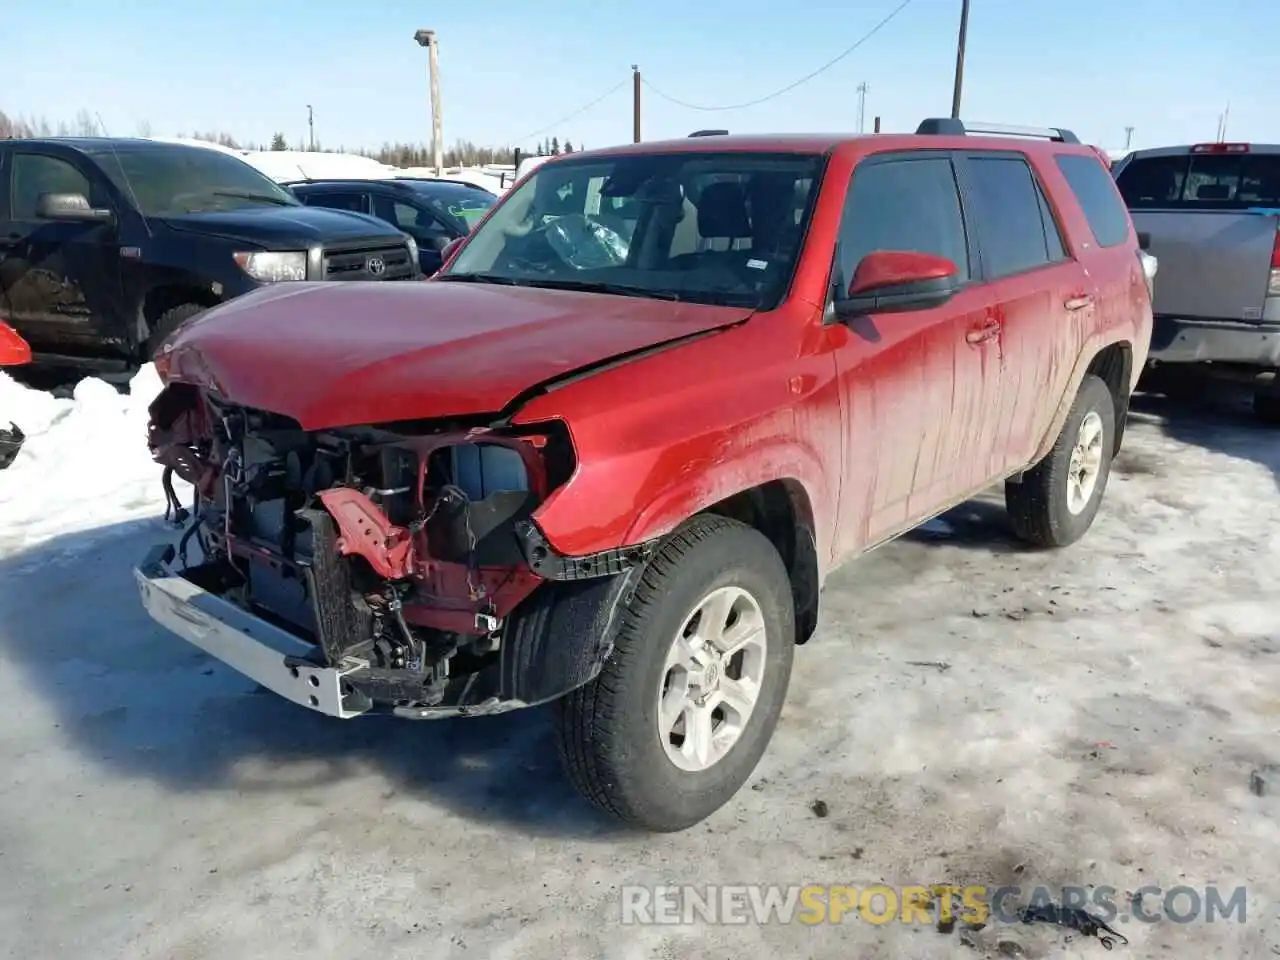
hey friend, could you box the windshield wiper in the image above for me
[210,190,295,206]
[434,273,522,285]
[517,278,683,301]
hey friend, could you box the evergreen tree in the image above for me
[270,132,288,151]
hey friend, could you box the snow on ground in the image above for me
[0,365,189,557]
[1,375,1279,959]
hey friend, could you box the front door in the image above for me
[828,150,991,554]
[0,150,125,354]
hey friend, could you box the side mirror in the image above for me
[35,192,113,224]
[833,250,961,320]
[1136,230,1151,251]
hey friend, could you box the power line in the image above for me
[509,78,631,145]
[641,0,915,113]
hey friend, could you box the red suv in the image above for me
[138,119,1153,831]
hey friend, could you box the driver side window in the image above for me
[11,153,99,220]
[836,155,970,291]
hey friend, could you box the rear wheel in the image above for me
[1006,374,1116,548]
[553,514,795,832]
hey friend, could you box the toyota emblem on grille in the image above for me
[366,256,386,276]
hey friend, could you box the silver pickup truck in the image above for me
[1112,142,1280,420]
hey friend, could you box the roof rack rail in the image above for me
[915,118,1080,144]
[688,129,729,137]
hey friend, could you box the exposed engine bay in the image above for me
[143,381,646,716]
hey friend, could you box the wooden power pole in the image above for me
[632,65,642,143]
[414,29,444,176]
[856,82,869,133]
[950,0,970,119]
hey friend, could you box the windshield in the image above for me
[94,146,300,216]
[438,151,825,309]
[405,182,497,232]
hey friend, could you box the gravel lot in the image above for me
[2,383,1278,960]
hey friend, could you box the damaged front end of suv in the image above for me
[136,381,653,720]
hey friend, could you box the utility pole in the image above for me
[414,29,444,176]
[1218,101,1230,142]
[307,104,315,151]
[856,82,869,134]
[632,65,642,143]
[950,0,970,119]
[1123,125,1134,150]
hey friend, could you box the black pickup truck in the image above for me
[0,138,420,373]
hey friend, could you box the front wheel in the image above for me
[1006,373,1116,548]
[553,514,795,832]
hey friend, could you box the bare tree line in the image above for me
[1,107,577,168]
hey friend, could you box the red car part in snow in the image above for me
[0,322,31,470]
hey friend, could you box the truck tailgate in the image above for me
[1132,209,1278,322]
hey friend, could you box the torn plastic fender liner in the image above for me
[316,487,415,580]
[499,562,646,704]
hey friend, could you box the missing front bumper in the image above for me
[133,543,533,720]
[134,544,370,718]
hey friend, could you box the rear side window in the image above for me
[302,190,367,214]
[837,155,970,285]
[1055,154,1130,247]
[961,156,1060,279]
[1116,152,1280,210]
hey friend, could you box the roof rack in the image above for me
[688,129,729,138]
[915,118,1080,144]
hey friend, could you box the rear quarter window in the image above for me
[1054,153,1131,248]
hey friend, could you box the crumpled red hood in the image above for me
[158,280,750,429]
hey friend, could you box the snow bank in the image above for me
[0,365,186,553]
[241,150,400,183]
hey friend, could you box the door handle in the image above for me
[1064,294,1094,311]
[965,319,1001,344]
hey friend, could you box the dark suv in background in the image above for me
[290,177,497,275]
[0,139,419,374]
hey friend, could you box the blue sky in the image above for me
[8,0,1276,153]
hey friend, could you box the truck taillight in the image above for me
[1191,142,1250,154]
[1269,229,1280,298]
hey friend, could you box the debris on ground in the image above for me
[809,799,829,818]
[1250,765,1280,797]
[0,423,24,470]
[1020,901,1129,950]
[906,660,952,672]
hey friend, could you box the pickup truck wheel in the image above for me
[144,303,206,360]
[552,514,795,832]
[1006,373,1116,548]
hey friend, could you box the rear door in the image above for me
[1114,147,1280,322]
[369,193,456,273]
[954,151,1093,473]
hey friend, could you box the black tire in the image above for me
[553,514,795,832]
[1006,373,1117,548]
[1252,386,1280,425]
[144,303,206,360]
